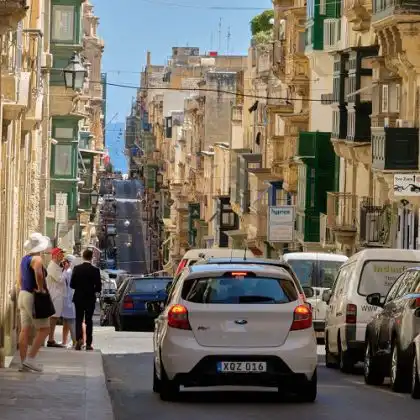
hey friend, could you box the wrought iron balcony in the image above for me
[359,199,392,246]
[373,0,420,21]
[371,126,419,171]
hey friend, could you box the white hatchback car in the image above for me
[149,264,317,402]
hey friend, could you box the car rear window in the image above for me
[130,278,171,293]
[181,276,298,304]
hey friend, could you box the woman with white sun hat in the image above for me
[18,232,52,372]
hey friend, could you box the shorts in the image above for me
[18,290,50,330]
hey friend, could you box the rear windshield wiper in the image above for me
[238,295,276,303]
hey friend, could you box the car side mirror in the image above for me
[303,286,315,298]
[366,293,382,307]
[146,301,164,315]
[322,289,332,304]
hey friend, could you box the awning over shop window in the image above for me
[225,229,247,238]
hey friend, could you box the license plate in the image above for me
[316,331,324,338]
[217,361,267,373]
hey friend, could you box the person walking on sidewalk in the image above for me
[61,255,76,348]
[18,233,52,372]
[46,247,65,347]
[71,248,101,351]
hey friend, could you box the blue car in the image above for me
[110,275,172,331]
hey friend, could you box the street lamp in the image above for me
[90,189,99,207]
[63,51,86,90]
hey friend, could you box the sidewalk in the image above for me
[0,347,114,420]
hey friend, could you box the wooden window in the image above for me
[395,84,401,113]
[53,144,73,176]
[381,84,389,113]
[52,5,75,42]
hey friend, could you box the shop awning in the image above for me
[224,229,247,238]
[79,148,106,155]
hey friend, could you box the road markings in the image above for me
[344,378,405,398]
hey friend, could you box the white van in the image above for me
[282,252,348,337]
[323,248,420,372]
[175,248,255,276]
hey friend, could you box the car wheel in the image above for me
[325,333,338,369]
[159,361,180,402]
[296,369,317,403]
[411,354,420,399]
[364,340,385,386]
[153,362,161,393]
[338,335,354,373]
[390,339,411,393]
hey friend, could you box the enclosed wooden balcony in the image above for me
[327,192,358,243]
[373,0,420,23]
[371,126,419,171]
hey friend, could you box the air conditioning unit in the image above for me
[396,119,413,128]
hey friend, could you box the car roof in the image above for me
[105,269,127,274]
[282,252,348,262]
[198,257,288,264]
[186,263,292,278]
[346,248,420,264]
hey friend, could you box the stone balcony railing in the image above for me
[0,1,28,33]
[232,106,243,122]
[327,192,358,231]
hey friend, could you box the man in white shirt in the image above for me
[46,247,65,347]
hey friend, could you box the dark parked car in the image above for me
[364,267,420,395]
[109,275,172,331]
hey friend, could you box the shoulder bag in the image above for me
[33,288,56,319]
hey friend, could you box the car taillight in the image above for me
[346,303,357,324]
[414,297,420,308]
[168,304,191,330]
[175,259,188,276]
[123,296,134,310]
[290,304,312,331]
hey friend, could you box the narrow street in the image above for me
[113,179,147,274]
[91,322,419,420]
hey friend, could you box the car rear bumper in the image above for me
[172,355,313,389]
[160,329,317,381]
[120,313,156,325]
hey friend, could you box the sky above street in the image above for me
[94,0,272,125]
